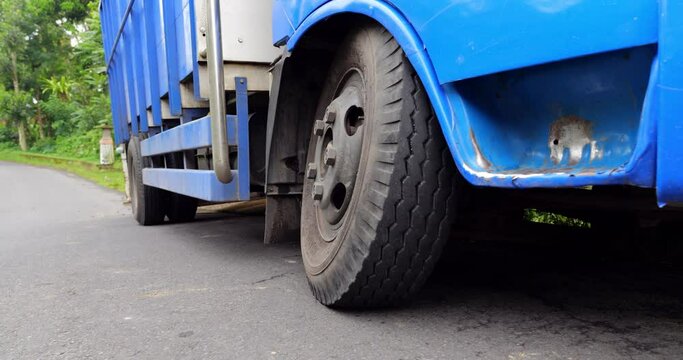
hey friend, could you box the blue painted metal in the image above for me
[151,0,170,97]
[446,46,656,188]
[122,38,139,135]
[143,0,163,127]
[276,0,658,83]
[143,169,239,202]
[275,0,683,207]
[130,3,148,132]
[161,0,183,116]
[140,114,238,157]
[657,0,683,206]
[139,78,251,202]
[175,0,195,81]
[189,0,205,100]
[104,0,135,69]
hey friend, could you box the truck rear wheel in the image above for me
[301,24,460,307]
[127,136,166,225]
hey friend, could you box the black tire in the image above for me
[127,136,166,225]
[300,24,461,307]
[165,153,198,223]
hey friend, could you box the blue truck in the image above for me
[100,0,683,307]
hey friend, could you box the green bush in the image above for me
[40,97,79,137]
[0,123,17,145]
[524,209,591,228]
[29,137,56,154]
[53,129,101,161]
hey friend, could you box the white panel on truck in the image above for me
[194,0,280,63]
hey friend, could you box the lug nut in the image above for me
[314,120,325,136]
[312,183,324,200]
[306,163,317,179]
[325,110,336,124]
[324,147,336,166]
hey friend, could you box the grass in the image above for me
[0,149,125,193]
[524,208,591,228]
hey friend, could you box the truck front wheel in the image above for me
[300,24,461,307]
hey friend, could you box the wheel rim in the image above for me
[303,69,368,273]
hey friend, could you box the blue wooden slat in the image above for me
[130,3,149,132]
[135,0,151,110]
[162,0,182,116]
[143,169,239,202]
[140,115,237,156]
[178,0,194,79]
[152,0,170,97]
[188,0,204,100]
[122,38,139,134]
[143,0,163,126]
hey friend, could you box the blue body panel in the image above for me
[140,78,252,202]
[161,0,182,116]
[273,0,683,207]
[274,1,659,84]
[142,169,241,202]
[140,115,239,157]
[143,0,163,127]
[657,0,683,206]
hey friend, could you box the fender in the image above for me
[272,0,468,186]
[273,0,664,193]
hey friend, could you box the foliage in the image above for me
[0,122,17,145]
[0,0,110,158]
[0,88,34,126]
[40,96,78,135]
[42,76,74,100]
[524,209,592,228]
[54,128,102,160]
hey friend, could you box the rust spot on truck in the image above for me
[548,115,603,166]
[470,129,491,170]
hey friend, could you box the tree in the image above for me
[0,0,98,149]
[0,0,32,149]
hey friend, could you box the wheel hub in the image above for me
[307,76,366,239]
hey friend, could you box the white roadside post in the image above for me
[99,125,115,167]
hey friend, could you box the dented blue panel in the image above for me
[446,47,657,188]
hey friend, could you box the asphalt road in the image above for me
[1,161,683,360]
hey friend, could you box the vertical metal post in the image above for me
[206,0,232,183]
[235,77,250,200]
